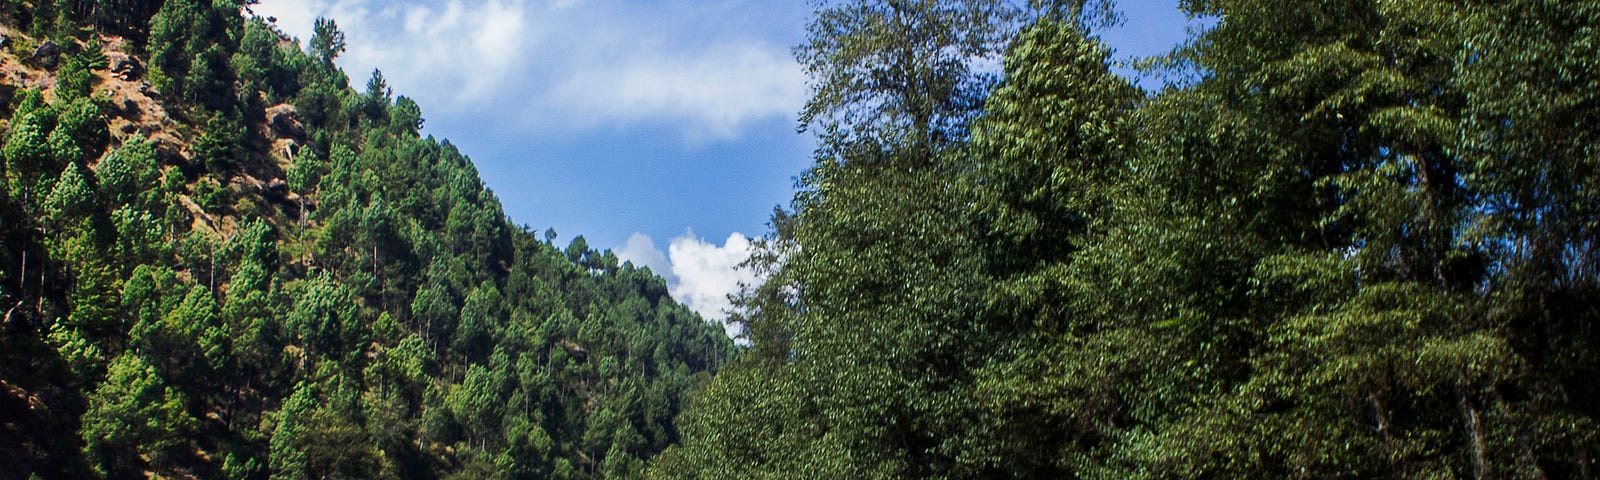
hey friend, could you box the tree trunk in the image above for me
[1458,375,1489,480]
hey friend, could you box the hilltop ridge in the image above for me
[0,3,728,479]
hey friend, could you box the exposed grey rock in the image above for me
[266,104,304,138]
[109,53,142,78]
[31,41,60,60]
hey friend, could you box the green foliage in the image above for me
[1,8,729,478]
[390,95,424,135]
[663,0,1600,478]
[46,319,103,380]
[796,0,1022,159]
[286,273,363,359]
[55,96,108,155]
[110,205,169,271]
[193,113,244,174]
[967,19,1136,266]
[96,134,161,209]
[79,352,195,476]
[270,381,381,480]
[43,162,96,226]
[453,281,504,360]
[448,363,507,447]
[285,149,326,194]
[646,367,831,480]
[310,17,346,65]
[53,47,96,101]
[21,0,1600,478]
[3,105,58,204]
[146,0,240,104]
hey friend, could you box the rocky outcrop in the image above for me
[30,41,59,61]
[108,52,142,80]
[265,103,303,138]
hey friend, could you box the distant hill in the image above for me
[0,2,729,479]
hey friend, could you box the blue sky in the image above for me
[253,0,1207,328]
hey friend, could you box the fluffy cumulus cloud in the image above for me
[667,231,756,327]
[616,232,674,283]
[253,0,804,139]
[615,231,759,338]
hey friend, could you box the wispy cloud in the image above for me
[550,42,803,140]
[255,0,804,140]
[615,230,758,338]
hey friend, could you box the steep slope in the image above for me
[0,2,729,479]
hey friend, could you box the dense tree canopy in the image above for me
[0,4,728,479]
[2,0,1597,479]
[657,0,1600,478]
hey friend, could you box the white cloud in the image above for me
[253,0,803,140]
[615,232,675,283]
[551,42,805,140]
[258,0,528,106]
[668,231,756,330]
[614,230,760,338]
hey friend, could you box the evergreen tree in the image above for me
[80,353,195,476]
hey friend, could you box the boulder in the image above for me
[261,177,290,201]
[265,104,303,138]
[265,178,288,194]
[31,41,60,61]
[109,52,142,79]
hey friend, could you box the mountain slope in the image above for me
[0,2,729,479]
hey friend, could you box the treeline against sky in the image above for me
[1,1,728,478]
[654,0,1600,478]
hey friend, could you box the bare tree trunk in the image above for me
[373,242,383,310]
[1368,385,1401,474]
[1368,387,1392,443]
[3,300,22,325]
[1458,376,1490,480]
[36,264,45,315]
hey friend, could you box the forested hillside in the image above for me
[655,0,1600,479]
[4,0,1599,479]
[0,2,729,479]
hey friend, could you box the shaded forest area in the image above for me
[0,1,729,479]
[654,0,1600,478]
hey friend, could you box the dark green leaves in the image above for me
[666,0,1600,478]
